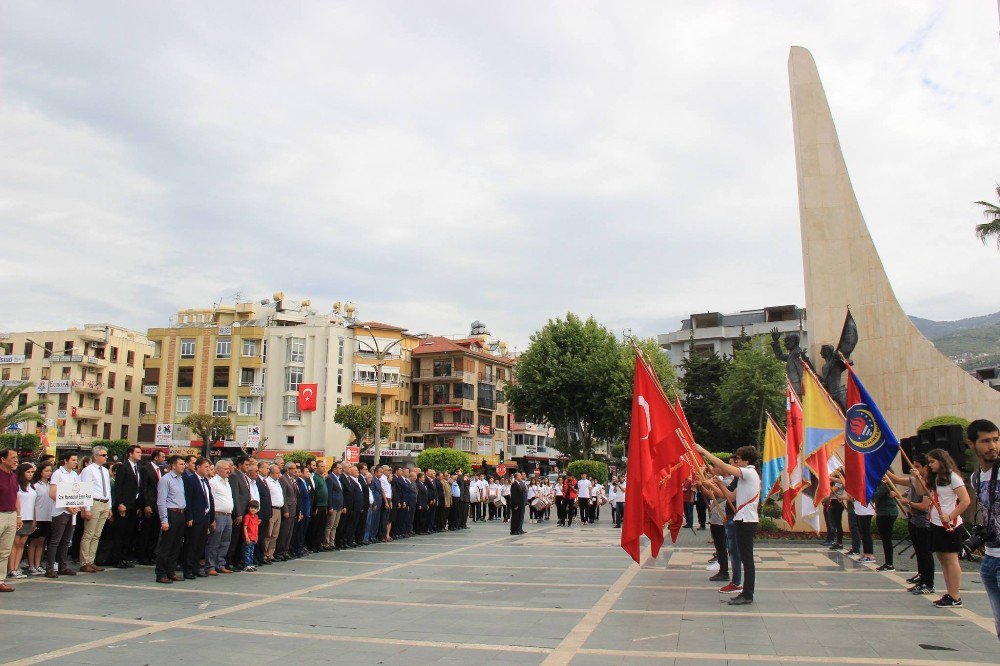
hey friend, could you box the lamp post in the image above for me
[356,326,403,467]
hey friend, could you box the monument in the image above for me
[789,46,1000,438]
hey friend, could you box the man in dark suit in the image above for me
[139,450,165,565]
[366,468,383,545]
[414,471,429,534]
[350,465,368,547]
[335,464,354,548]
[459,473,471,529]
[249,462,272,566]
[325,462,344,550]
[182,457,215,578]
[424,470,438,533]
[227,455,252,570]
[112,444,143,568]
[391,468,407,538]
[510,472,527,535]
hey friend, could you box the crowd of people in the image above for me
[0,446,577,589]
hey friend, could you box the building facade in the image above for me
[0,324,153,447]
[658,305,807,372]
[349,321,419,448]
[409,329,514,467]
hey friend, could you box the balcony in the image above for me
[46,354,107,369]
[72,380,105,395]
[414,369,473,382]
[355,350,401,362]
[140,413,157,425]
[70,406,103,421]
[352,378,401,388]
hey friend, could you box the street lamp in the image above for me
[356,326,403,467]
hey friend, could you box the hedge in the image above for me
[0,433,41,453]
[415,447,471,474]
[872,516,909,540]
[90,439,130,461]
[918,415,970,433]
[282,450,318,466]
[567,460,608,484]
[760,500,782,519]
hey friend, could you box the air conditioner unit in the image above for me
[228,406,237,413]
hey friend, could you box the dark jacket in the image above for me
[278,474,298,518]
[140,460,161,510]
[403,477,418,507]
[253,475,273,523]
[230,470,252,519]
[355,474,370,510]
[183,473,215,523]
[113,459,143,510]
[510,479,527,509]
[326,473,344,511]
[424,477,436,506]
[416,478,429,509]
[340,472,355,513]
[370,475,384,508]
[434,478,446,504]
[296,476,312,517]
[391,475,407,508]
[459,476,471,503]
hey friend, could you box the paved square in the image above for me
[1,521,997,665]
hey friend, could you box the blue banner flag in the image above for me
[844,366,900,505]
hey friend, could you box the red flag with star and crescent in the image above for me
[622,357,687,563]
[298,384,318,411]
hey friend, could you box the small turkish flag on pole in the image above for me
[298,384,318,411]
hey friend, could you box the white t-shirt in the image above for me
[469,482,481,502]
[50,467,85,518]
[577,478,592,498]
[609,482,625,503]
[928,471,965,528]
[853,500,875,516]
[734,466,760,522]
[18,485,37,521]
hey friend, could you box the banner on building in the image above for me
[344,446,360,464]
[298,384,318,411]
[246,425,261,447]
[155,424,173,446]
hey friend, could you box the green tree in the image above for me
[0,382,50,432]
[415,447,471,474]
[282,450,317,466]
[181,414,234,457]
[92,439,130,461]
[567,459,608,484]
[716,336,786,448]
[679,348,728,451]
[334,403,389,444]
[974,184,1000,249]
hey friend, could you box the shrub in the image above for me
[872,516,909,540]
[567,460,608,483]
[760,500,782,519]
[710,452,732,462]
[0,433,41,454]
[282,450,318,466]
[918,415,970,432]
[90,439,130,461]
[758,516,779,532]
[415,447,471,474]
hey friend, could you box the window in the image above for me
[180,339,195,358]
[478,383,496,410]
[177,367,193,388]
[432,384,449,405]
[460,437,474,452]
[432,410,444,424]
[105,397,114,414]
[43,341,53,358]
[286,435,295,445]
[240,368,256,386]
[496,390,505,404]
[284,367,303,392]
[126,350,135,367]
[20,368,29,380]
[433,360,452,377]
[110,346,119,362]
[262,339,267,362]
[41,367,49,380]
[176,397,191,415]
[286,338,305,363]
[478,413,491,428]
[18,394,27,408]
[124,375,132,391]
[216,338,231,359]
[0,369,8,381]
[238,396,256,415]
[336,397,342,407]
[120,425,129,439]
[495,415,505,430]
[122,399,131,417]
[241,339,259,357]
[460,410,474,424]
[337,369,343,393]
[212,397,228,416]
[283,395,300,421]
[454,383,474,400]
[211,367,228,388]
[103,423,111,439]
[23,342,32,359]
[338,338,344,364]
[107,372,116,389]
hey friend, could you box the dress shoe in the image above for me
[0,583,14,592]
[206,569,219,576]
[116,562,131,569]
[60,568,77,576]
[45,570,58,579]
[157,577,173,584]
[170,574,183,582]
[80,564,99,573]
[195,571,208,578]
[727,595,753,605]
[218,567,233,574]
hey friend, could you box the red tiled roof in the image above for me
[354,321,408,332]
[412,336,513,366]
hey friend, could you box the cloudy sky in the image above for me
[1,2,997,349]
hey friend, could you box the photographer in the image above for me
[967,419,1000,639]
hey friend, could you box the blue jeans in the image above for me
[725,520,742,586]
[243,541,256,568]
[365,505,381,543]
[981,555,1000,639]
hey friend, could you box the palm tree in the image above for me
[974,184,1000,249]
[0,382,51,432]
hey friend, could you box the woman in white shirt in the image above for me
[851,498,876,564]
[501,478,511,523]
[8,463,37,579]
[28,462,54,576]
[591,482,605,523]
[697,444,761,606]
[925,449,971,608]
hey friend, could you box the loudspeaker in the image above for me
[932,424,968,468]
[900,436,920,473]
[918,429,935,453]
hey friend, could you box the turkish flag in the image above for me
[622,358,686,563]
[298,384,318,411]
[783,383,804,526]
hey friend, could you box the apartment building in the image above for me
[0,324,153,447]
[409,325,514,466]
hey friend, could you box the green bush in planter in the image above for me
[567,460,608,484]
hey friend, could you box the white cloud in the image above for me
[0,1,996,347]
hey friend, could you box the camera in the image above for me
[963,523,997,552]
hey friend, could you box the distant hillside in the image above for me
[910,311,1000,340]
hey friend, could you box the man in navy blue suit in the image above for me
[182,457,215,579]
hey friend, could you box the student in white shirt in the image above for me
[926,448,972,609]
[48,453,85,577]
[697,445,761,606]
[576,474,592,524]
[8,462,36,580]
[609,477,626,528]
[591,481,605,523]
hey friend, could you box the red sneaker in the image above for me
[719,583,743,594]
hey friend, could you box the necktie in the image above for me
[132,463,139,499]
[101,467,108,499]
[201,478,210,513]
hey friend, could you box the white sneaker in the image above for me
[706,562,720,572]
[8,570,26,579]
[29,567,45,576]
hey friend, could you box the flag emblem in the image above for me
[846,406,882,453]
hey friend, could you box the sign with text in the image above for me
[155,424,173,445]
[246,425,261,447]
[55,481,93,509]
[344,446,360,464]
[0,354,26,364]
